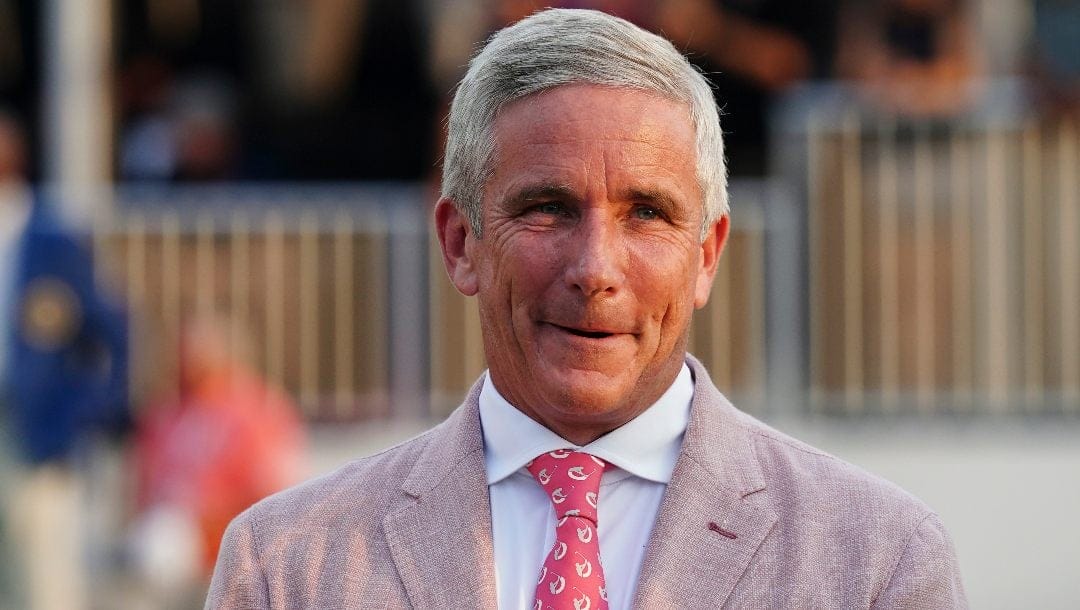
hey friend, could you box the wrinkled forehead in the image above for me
[487,84,698,177]
[483,85,702,216]
[492,82,690,126]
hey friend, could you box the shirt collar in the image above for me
[479,363,693,485]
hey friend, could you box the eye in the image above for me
[632,206,660,221]
[519,201,570,226]
[537,202,564,215]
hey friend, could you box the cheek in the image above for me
[482,244,556,318]
[633,253,701,338]
[633,241,700,295]
[495,234,562,284]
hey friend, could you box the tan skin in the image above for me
[436,85,729,445]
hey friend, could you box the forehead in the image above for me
[493,84,692,143]
[488,85,698,200]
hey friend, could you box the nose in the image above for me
[564,211,625,297]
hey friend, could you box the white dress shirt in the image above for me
[480,364,693,610]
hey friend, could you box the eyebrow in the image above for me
[499,183,686,218]
[501,184,579,211]
[617,187,682,218]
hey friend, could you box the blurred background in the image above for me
[0,0,1077,608]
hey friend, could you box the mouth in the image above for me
[549,323,618,339]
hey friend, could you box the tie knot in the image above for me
[527,450,606,522]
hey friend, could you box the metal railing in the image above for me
[87,85,1078,420]
[93,183,770,420]
[776,84,1080,415]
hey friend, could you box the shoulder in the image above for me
[685,356,934,533]
[685,358,964,602]
[703,407,965,604]
[208,425,438,604]
[208,410,479,607]
[728,411,964,604]
[214,385,484,559]
[235,423,442,534]
[743,415,933,528]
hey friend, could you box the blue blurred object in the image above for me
[1033,0,1080,81]
[3,196,129,465]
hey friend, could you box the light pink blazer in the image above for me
[207,356,966,608]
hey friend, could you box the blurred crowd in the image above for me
[111,0,1076,180]
[0,0,1077,187]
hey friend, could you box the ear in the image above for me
[434,197,479,296]
[693,215,730,308]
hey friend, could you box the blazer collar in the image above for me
[631,355,778,609]
[383,377,500,609]
[384,356,777,609]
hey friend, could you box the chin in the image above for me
[541,367,637,415]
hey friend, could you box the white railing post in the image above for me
[1022,122,1045,408]
[983,126,1010,410]
[264,212,286,393]
[333,211,355,417]
[1058,121,1079,409]
[950,129,974,410]
[841,113,865,413]
[299,212,319,415]
[42,0,113,223]
[913,127,936,412]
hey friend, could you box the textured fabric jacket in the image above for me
[207,356,967,609]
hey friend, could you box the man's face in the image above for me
[436,84,728,444]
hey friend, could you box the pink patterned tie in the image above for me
[527,450,609,610]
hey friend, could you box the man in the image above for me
[208,9,966,608]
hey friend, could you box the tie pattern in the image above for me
[527,450,609,610]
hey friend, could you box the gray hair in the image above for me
[441,8,728,241]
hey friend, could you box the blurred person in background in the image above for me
[656,0,839,176]
[0,109,130,610]
[115,0,254,178]
[115,0,277,182]
[117,53,179,181]
[118,66,251,182]
[263,0,438,181]
[116,0,438,183]
[835,0,980,117]
[170,74,243,181]
[129,313,304,600]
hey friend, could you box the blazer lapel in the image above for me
[384,381,499,609]
[632,357,778,609]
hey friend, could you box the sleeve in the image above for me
[872,513,968,609]
[205,513,270,609]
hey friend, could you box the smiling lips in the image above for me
[547,322,628,339]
